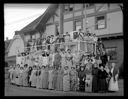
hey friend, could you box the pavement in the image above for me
[4,79,124,96]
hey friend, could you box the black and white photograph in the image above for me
[4,3,124,96]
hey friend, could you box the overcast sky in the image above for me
[4,4,49,40]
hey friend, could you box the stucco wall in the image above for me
[64,21,73,34]
[8,36,24,56]
[45,24,56,36]
[107,11,123,34]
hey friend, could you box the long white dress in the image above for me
[30,69,37,87]
[108,68,119,91]
[48,70,54,89]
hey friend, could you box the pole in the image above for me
[59,4,64,37]
[84,4,87,33]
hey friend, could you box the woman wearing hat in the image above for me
[36,66,41,89]
[56,66,64,91]
[78,66,86,92]
[52,67,58,90]
[92,63,99,93]
[29,65,37,87]
[98,66,108,93]
[108,63,119,92]
[63,66,70,91]
[48,66,54,90]
[53,50,62,70]
[39,66,45,88]
[85,59,93,92]
[42,66,49,89]
[22,64,29,87]
[65,49,73,70]
[60,49,66,70]
[69,66,78,91]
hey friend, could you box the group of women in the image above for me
[8,47,119,93]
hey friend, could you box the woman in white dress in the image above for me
[36,66,41,89]
[108,63,119,92]
[29,65,37,87]
[60,49,66,70]
[48,66,54,90]
[14,65,21,86]
[39,66,45,88]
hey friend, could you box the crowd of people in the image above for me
[8,48,119,93]
[26,29,98,53]
[8,30,119,93]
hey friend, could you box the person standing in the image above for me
[72,50,79,68]
[85,59,93,92]
[92,63,99,93]
[36,66,41,89]
[108,63,119,92]
[29,65,37,87]
[63,66,70,92]
[18,67,24,87]
[64,32,71,43]
[56,66,64,91]
[22,64,29,87]
[65,49,73,70]
[52,67,58,90]
[78,66,86,92]
[69,67,78,91]
[40,66,45,89]
[42,66,49,89]
[48,66,54,90]
[98,66,108,93]
[8,66,14,84]
[28,66,33,87]
[53,50,62,70]
[76,65,80,91]
[14,65,20,86]
[60,49,66,70]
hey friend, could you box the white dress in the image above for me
[42,56,48,66]
[108,68,119,91]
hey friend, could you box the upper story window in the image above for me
[83,3,95,8]
[64,4,73,12]
[86,3,94,8]
[74,19,83,31]
[96,15,106,30]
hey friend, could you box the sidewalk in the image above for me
[5,79,124,96]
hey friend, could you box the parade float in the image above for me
[16,29,105,67]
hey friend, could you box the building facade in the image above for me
[6,4,123,68]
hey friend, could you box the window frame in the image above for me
[74,19,83,31]
[105,47,117,61]
[64,4,74,12]
[95,14,107,30]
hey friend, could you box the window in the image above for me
[64,4,73,12]
[106,47,117,60]
[75,20,82,31]
[96,15,106,29]
[84,3,94,8]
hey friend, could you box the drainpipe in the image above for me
[59,4,64,37]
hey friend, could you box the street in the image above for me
[5,79,124,96]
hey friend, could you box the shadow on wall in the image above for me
[119,62,123,79]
